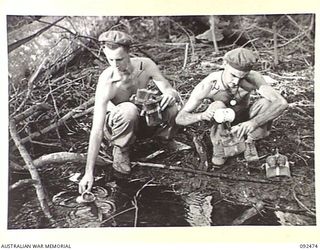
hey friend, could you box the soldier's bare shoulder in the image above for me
[98,67,115,85]
[200,71,221,91]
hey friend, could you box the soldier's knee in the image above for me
[117,102,139,121]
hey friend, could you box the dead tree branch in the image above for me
[29,152,111,169]
[20,97,95,144]
[132,161,279,184]
[9,179,39,191]
[12,57,49,117]
[9,119,53,220]
[8,17,65,53]
[13,103,52,123]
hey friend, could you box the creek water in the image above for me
[8,178,280,228]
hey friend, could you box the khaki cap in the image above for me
[224,48,257,71]
[98,30,133,46]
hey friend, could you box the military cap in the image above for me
[224,48,257,71]
[98,30,133,46]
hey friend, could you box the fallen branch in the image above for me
[25,152,111,169]
[20,97,95,144]
[132,161,278,184]
[13,103,52,123]
[267,72,309,80]
[285,15,313,43]
[9,179,39,191]
[288,104,313,120]
[8,17,65,53]
[15,151,278,184]
[9,119,53,220]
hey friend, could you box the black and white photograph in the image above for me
[6,14,316,230]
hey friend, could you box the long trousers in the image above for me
[210,98,272,154]
[104,102,179,148]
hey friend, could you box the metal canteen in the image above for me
[214,108,235,123]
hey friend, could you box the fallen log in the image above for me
[8,16,119,88]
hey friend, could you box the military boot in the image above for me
[244,139,259,162]
[112,146,131,174]
[212,142,226,166]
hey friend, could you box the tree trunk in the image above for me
[8,16,119,88]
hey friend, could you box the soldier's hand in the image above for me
[200,104,216,121]
[160,94,175,111]
[231,120,257,138]
[78,173,94,194]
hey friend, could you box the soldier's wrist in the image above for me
[199,112,204,121]
[251,118,259,128]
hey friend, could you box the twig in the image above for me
[20,97,95,144]
[48,79,61,118]
[168,18,195,60]
[29,139,62,148]
[288,104,313,120]
[293,152,308,166]
[277,32,306,48]
[209,15,219,53]
[267,72,308,80]
[285,15,313,43]
[72,106,94,119]
[100,207,135,224]
[9,119,53,220]
[182,43,189,69]
[77,39,105,63]
[12,57,49,117]
[292,184,316,217]
[132,179,155,227]
[272,21,279,66]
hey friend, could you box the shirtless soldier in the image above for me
[79,31,179,193]
[176,48,288,166]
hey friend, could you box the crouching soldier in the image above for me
[79,30,180,193]
[175,47,288,166]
